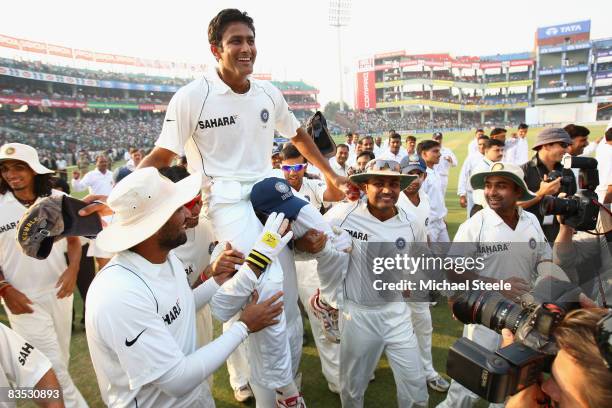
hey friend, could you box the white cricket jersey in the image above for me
[471,158,495,207]
[502,137,519,164]
[329,158,348,177]
[515,137,529,165]
[468,138,479,157]
[377,150,407,163]
[173,217,216,287]
[295,178,327,211]
[0,322,52,404]
[457,152,484,196]
[450,207,551,282]
[0,190,68,299]
[397,190,431,231]
[323,201,428,306]
[422,167,447,220]
[71,168,113,196]
[86,250,206,408]
[595,142,612,202]
[433,146,458,177]
[155,72,301,184]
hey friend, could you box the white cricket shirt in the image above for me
[377,150,407,163]
[155,72,301,184]
[450,207,551,282]
[422,167,447,220]
[71,168,113,196]
[0,190,68,299]
[397,190,431,231]
[295,178,327,211]
[324,201,428,306]
[0,322,52,406]
[433,146,458,178]
[173,217,216,287]
[457,152,484,196]
[85,250,205,408]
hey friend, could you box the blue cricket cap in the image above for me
[250,177,308,221]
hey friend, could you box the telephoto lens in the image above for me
[452,291,532,334]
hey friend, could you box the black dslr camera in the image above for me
[446,280,582,403]
[540,156,600,231]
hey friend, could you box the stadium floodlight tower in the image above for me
[329,0,351,112]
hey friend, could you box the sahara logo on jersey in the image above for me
[198,115,237,129]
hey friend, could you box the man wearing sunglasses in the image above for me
[519,128,577,243]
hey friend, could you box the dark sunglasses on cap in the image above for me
[184,193,202,210]
[281,164,307,173]
[366,159,401,173]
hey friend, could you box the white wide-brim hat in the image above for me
[96,167,202,253]
[0,143,53,174]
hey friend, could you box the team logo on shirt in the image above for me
[0,221,18,234]
[395,237,406,249]
[162,299,182,325]
[346,229,368,241]
[197,115,237,129]
[424,217,429,226]
[529,237,537,250]
[17,342,34,366]
[260,108,270,123]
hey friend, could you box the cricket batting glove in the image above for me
[247,212,294,271]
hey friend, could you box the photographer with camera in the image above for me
[437,162,569,408]
[554,198,612,304]
[501,307,612,408]
[519,128,577,243]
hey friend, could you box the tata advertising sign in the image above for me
[537,20,590,40]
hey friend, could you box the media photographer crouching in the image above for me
[446,281,612,407]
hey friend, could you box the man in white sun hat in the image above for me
[85,167,287,407]
[312,159,430,407]
[0,142,87,408]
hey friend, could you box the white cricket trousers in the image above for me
[427,218,450,243]
[436,324,504,408]
[249,315,304,408]
[407,302,437,380]
[4,293,88,408]
[296,260,340,390]
[439,174,449,196]
[465,191,474,218]
[340,300,428,408]
[207,196,293,390]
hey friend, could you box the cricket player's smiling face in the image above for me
[0,160,36,191]
[216,22,257,78]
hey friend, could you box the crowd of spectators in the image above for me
[335,110,508,134]
[1,85,169,104]
[0,113,161,159]
[0,57,189,86]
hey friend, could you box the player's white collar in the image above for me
[210,70,232,95]
[483,206,526,227]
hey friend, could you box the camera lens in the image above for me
[539,195,579,217]
[452,291,531,334]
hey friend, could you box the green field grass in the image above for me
[3,124,607,407]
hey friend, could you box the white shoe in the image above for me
[276,392,306,407]
[427,375,450,392]
[234,384,253,402]
[309,288,340,343]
